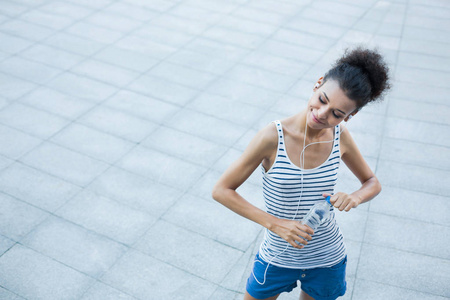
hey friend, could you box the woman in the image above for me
[212,47,391,300]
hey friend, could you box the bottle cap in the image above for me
[325,196,331,204]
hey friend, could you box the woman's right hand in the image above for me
[270,218,314,249]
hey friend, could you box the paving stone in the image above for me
[233,127,258,152]
[19,87,95,119]
[365,212,450,260]
[163,193,261,251]
[380,137,450,170]
[44,32,105,56]
[125,0,177,12]
[225,63,298,93]
[128,74,199,106]
[202,26,265,50]
[164,107,246,147]
[85,11,143,33]
[0,56,61,84]
[65,21,123,44]
[395,66,450,90]
[168,3,224,25]
[105,2,158,22]
[0,102,70,139]
[40,2,93,20]
[388,97,450,126]
[0,244,93,300]
[104,90,179,124]
[167,49,235,75]
[134,220,243,283]
[210,287,242,300]
[87,166,182,218]
[0,155,13,172]
[101,249,217,300]
[400,38,450,58]
[0,192,49,241]
[377,159,450,196]
[242,51,311,78]
[134,25,195,48]
[56,189,156,245]
[206,77,280,109]
[370,186,450,227]
[19,44,84,70]
[142,125,228,167]
[389,81,449,106]
[115,35,177,59]
[0,19,54,41]
[0,234,15,256]
[217,15,278,37]
[403,25,450,45]
[358,244,450,297]
[66,0,114,9]
[352,278,449,300]
[0,287,24,300]
[0,32,33,54]
[50,123,135,164]
[220,245,257,292]
[246,0,303,16]
[20,10,74,31]
[47,72,117,103]
[187,92,266,127]
[81,281,137,300]
[116,145,208,191]
[150,11,211,35]
[384,117,450,148]
[148,61,218,90]
[0,123,42,160]
[71,59,140,88]
[0,162,81,212]
[334,204,368,242]
[0,2,28,17]
[232,6,288,26]
[258,40,325,65]
[21,216,128,278]
[0,72,37,100]
[185,37,250,62]
[77,105,158,143]
[93,46,159,72]
[20,142,110,187]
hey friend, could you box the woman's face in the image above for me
[306,79,358,130]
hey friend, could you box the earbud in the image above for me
[314,83,320,88]
[348,115,353,120]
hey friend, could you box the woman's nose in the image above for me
[317,106,327,119]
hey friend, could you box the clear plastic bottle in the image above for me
[301,196,333,231]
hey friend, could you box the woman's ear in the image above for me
[344,110,358,122]
[313,77,324,91]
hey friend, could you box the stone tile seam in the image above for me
[0,283,23,299]
[353,270,450,298]
[365,208,450,228]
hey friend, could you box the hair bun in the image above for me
[337,46,391,101]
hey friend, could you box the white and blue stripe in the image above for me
[258,120,346,269]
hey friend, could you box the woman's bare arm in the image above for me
[325,128,382,212]
[212,123,313,248]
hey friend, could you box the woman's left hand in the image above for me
[322,192,361,212]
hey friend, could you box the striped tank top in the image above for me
[258,120,346,269]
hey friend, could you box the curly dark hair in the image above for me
[323,46,391,109]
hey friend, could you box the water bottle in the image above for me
[301,196,333,231]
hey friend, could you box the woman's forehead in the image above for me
[321,80,358,112]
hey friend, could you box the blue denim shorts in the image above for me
[246,253,347,300]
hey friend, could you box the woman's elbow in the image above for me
[211,183,225,202]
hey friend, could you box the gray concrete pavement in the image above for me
[0,0,449,299]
